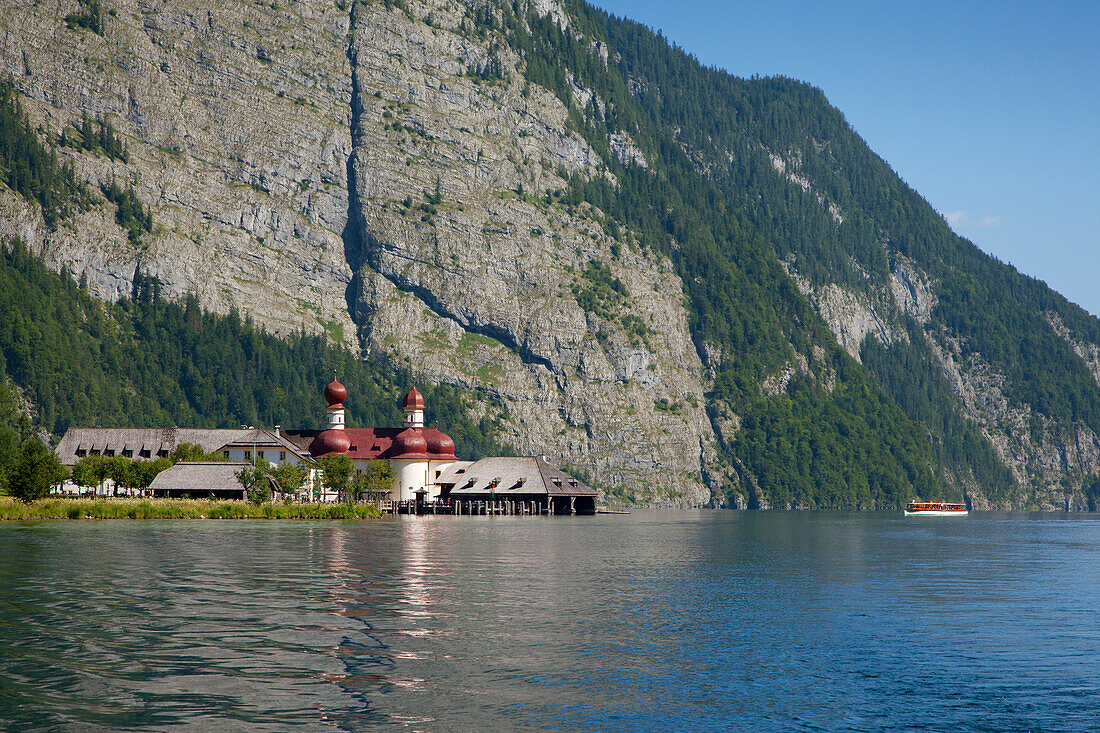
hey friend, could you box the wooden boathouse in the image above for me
[434,457,598,515]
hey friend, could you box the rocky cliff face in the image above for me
[1,0,357,341]
[1,0,717,504]
[342,0,716,502]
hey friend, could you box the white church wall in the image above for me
[393,459,430,502]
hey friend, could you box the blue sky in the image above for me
[592,1,1100,315]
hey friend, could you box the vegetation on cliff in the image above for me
[0,239,504,459]
[0,81,86,225]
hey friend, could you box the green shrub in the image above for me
[64,0,102,34]
[101,180,153,245]
[8,441,66,502]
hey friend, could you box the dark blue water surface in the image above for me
[1,511,1098,731]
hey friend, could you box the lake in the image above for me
[1,511,1098,731]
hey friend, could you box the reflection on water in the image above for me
[1,512,1099,731]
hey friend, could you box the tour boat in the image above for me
[904,501,968,516]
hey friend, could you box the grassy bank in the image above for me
[0,496,382,520]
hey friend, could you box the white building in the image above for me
[284,382,459,502]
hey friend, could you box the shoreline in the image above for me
[0,496,381,520]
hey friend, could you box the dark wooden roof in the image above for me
[216,429,312,459]
[56,428,253,465]
[148,462,250,493]
[439,457,597,498]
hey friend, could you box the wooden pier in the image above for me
[380,498,591,516]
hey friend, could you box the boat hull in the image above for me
[903,509,968,516]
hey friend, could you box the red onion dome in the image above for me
[310,428,350,456]
[324,379,347,407]
[402,387,425,410]
[394,428,427,455]
[426,431,455,457]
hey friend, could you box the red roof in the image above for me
[324,380,347,406]
[402,387,425,410]
[288,427,457,461]
[309,428,350,456]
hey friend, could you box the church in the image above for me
[285,380,597,512]
[283,380,459,502]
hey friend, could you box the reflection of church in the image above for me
[284,381,458,502]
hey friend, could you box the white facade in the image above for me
[404,406,424,428]
[350,457,456,502]
[328,403,346,429]
[222,446,304,465]
[393,459,429,502]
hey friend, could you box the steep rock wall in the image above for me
[344,0,716,503]
[1,0,357,341]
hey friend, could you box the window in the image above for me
[157,449,168,458]
[258,450,264,460]
[435,470,441,479]
[104,449,114,457]
[139,449,150,459]
[245,450,252,460]
[76,449,86,457]
[223,451,230,459]
[279,451,286,461]
[122,449,132,458]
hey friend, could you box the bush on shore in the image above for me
[0,496,381,520]
[8,442,67,502]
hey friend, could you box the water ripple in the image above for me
[0,513,1098,730]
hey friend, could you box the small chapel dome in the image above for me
[426,431,455,457]
[402,387,425,410]
[324,379,347,407]
[395,427,427,455]
[311,428,351,456]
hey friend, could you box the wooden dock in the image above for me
[379,499,592,516]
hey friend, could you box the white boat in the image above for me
[904,501,968,516]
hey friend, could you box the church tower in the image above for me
[309,378,351,456]
[403,387,425,428]
[325,379,347,430]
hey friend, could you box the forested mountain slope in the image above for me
[1,0,1097,508]
[576,5,1100,508]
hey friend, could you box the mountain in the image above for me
[2,0,1098,509]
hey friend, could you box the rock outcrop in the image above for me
[1,0,357,341]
